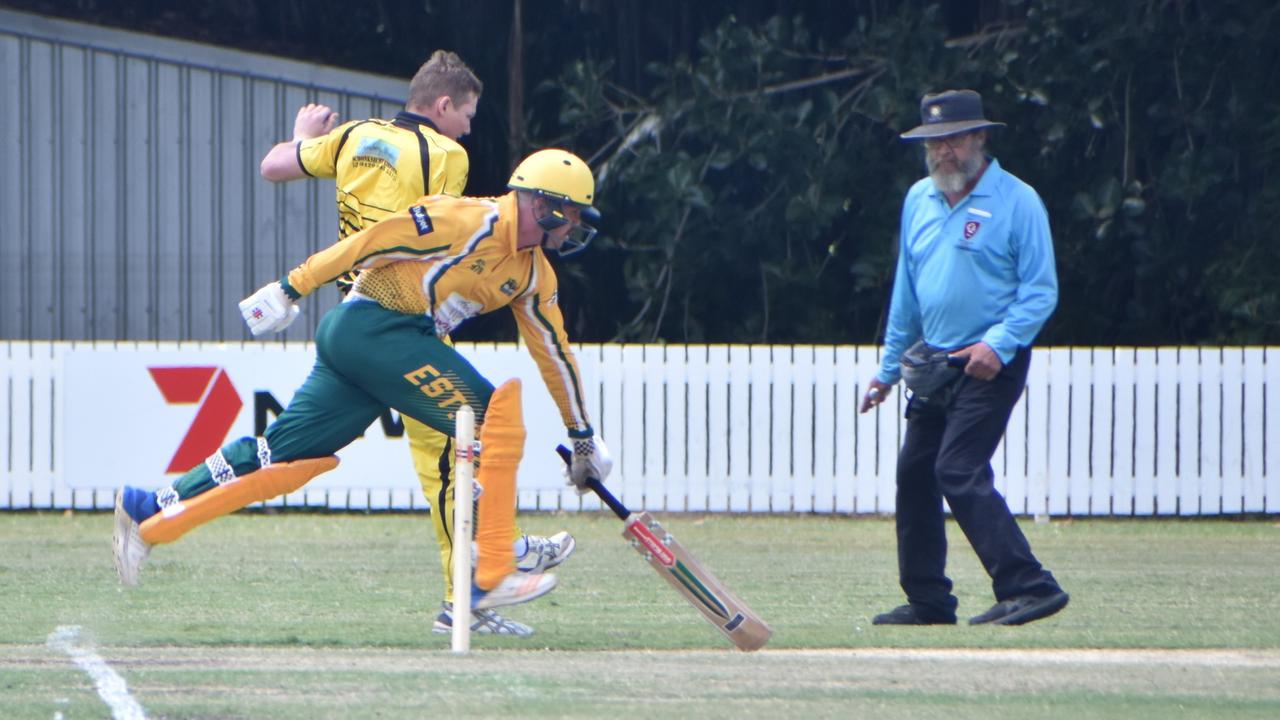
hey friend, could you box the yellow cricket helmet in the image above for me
[508,148,596,206]
[508,148,601,256]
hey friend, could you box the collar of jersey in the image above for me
[497,192,521,253]
[394,110,441,134]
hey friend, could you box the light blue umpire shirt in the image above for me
[876,157,1058,385]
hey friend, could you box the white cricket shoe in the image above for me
[431,603,535,636]
[112,489,151,587]
[472,571,557,610]
[516,531,576,573]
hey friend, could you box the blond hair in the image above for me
[407,50,482,111]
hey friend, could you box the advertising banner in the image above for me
[62,344,573,499]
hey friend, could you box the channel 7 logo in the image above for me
[148,366,243,474]
[148,365,406,474]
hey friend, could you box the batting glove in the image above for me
[566,435,613,495]
[239,282,300,336]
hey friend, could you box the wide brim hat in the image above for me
[900,89,1006,141]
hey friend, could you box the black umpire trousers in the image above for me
[895,348,1063,621]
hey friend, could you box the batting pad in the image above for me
[473,379,524,590]
[140,456,339,545]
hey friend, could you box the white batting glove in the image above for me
[566,435,613,495]
[239,282,300,336]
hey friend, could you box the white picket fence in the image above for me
[2,342,1277,515]
[582,345,1278,516]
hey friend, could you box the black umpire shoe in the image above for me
[969,591,1070,626]
[873,604,957,625]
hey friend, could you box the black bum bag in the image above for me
[900,339,963,401]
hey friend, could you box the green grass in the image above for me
[1,511,1278,718]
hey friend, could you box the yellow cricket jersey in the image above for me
[282,192,593,435]
[297,110,469,239]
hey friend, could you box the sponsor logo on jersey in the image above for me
[410,206,434,236]
[469,258,486,274]
[433,292,483,336]
[353,138,400,166]
[351,138,400,176]
[499,278,518,296]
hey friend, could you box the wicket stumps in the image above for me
[451,405,476,654]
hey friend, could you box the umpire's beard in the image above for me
[927,152,984,196]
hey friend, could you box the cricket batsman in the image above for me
[113,148,615,612]
[258,50,574,635]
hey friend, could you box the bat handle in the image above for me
[946,354,967,369]
[555,445,630,520]
[584,478,630,521]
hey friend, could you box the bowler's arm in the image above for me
[260,103,338,182]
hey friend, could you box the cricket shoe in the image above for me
[432,602,534,637]
[471,571,557,610]
[969,590,1070,626]
[515,531,576,573]
[112,487,153,587]
[873,604,958,625]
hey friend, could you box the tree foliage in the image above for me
[993,0,1280,344]
[539,0,1280,345]
[542,11,936,343]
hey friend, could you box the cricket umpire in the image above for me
[859,89,1069,626]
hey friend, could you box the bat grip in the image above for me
[585,478,630,520]
[946,355,967,369]
[555,445,630,520]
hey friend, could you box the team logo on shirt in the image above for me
[409,205,434,236]
[963,221,981,240]
[469,258,486,274]
[499,278,519,296]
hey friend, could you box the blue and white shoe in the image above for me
[431,602,535,636]
[112,488,152,587]
[471,572,557,610]
[119,486,160,524]
[515,531,576,573]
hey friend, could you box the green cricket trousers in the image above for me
[170,298,495,499]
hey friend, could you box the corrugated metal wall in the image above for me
[0,8,407,341]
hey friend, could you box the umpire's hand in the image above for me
[949,341,1003,381]
[860,378,894,414]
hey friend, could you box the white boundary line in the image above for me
[761,647,1280,668]
[46,626,148,720]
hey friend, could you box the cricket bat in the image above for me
[556,446,772,651]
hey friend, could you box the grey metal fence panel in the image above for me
[1,35,19,339]
[0,8,404,341]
